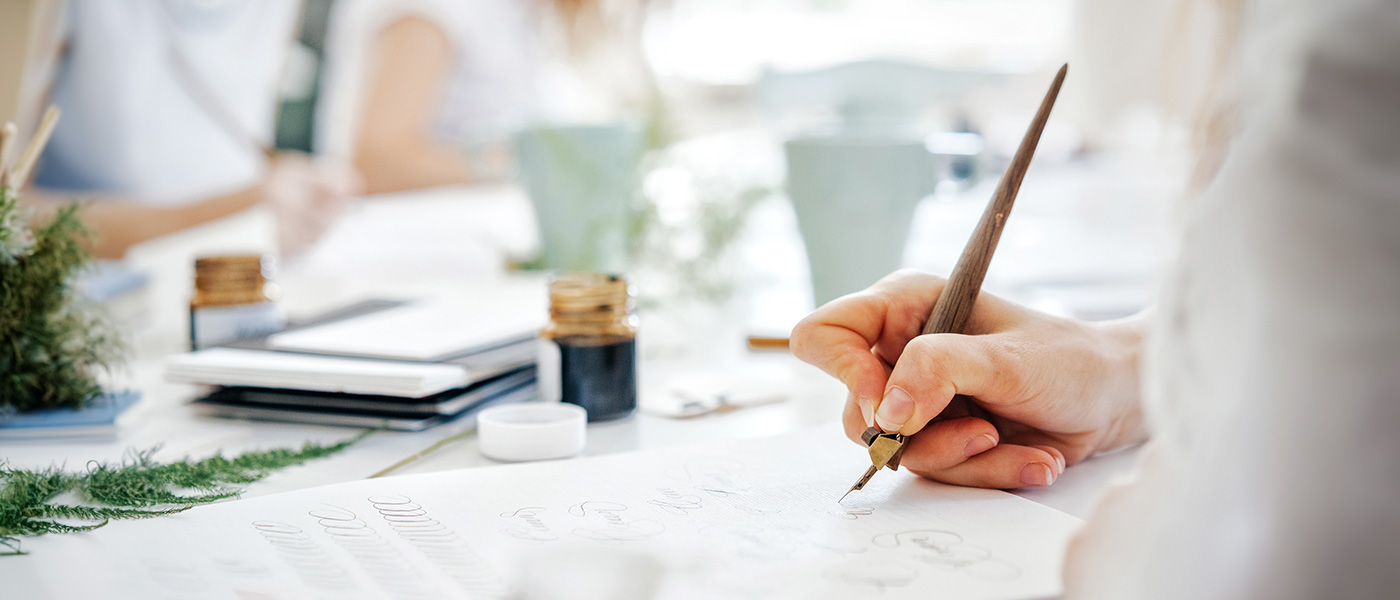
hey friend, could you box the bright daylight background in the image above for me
[0,0,1197,493]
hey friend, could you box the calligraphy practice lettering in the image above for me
[19,428,1081,599]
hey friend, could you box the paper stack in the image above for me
[166,301,542,431]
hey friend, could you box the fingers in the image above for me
[874,333,1020,436]
[995,426,1096,466]
[1032,445,1067,474]
[849,410,1070,490]
[809,270,949,357]
[794,270,1031,436]
[792,324,889,422]
[268,151,361,203]
[896,417,1001,473]
[841,392,869,444]
[315,158,364,199]
[855,414,1068,490]
[265,153,362,255]
[792,270,949,417]
[907,443,1065,489]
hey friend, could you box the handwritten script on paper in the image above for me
[13,427,1081,599]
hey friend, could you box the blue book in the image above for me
[0,391,140,439]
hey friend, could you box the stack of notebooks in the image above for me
[166,300,543,431]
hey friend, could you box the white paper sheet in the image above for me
[9,427,1081,600]
[268,300,543,362]
[164,347,471,397]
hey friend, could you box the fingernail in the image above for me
[1020,463,1055,487]
[1054,453,1066,473]
[858,396,875,427]
[964,434,997,457]
[874,387,914,432]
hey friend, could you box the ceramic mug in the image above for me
[785,133,944,306]
[515,124,643,273]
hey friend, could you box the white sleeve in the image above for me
[1239,0,1400,595]
[1067,0,1400,598]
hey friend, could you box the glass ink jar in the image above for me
[538,273,638,421]
[189,254,286,350]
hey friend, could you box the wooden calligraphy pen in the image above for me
[841,64,1068,503]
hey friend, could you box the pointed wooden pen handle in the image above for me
[922,64,1068,336]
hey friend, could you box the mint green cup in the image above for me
[515,124,643,273]
[785,133,939,306]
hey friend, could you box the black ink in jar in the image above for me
[538,273,638,421]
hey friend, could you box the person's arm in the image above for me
[24,152,358,259]
[353,16,475,195]
[790,270,1148,488]
[24,185,261,259]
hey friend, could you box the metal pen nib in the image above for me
[839,427,908,503]
[839,465,880,503]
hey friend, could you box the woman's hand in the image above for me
[790,270,1147,488]
[263,152,361,257]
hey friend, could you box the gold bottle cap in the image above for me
[543,272,636,341]
[191,254,277,308]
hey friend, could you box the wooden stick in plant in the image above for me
[12,105,62,186]
[0,121,16,186]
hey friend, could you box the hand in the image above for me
[262,152,361,257]
[791,270,1147,488]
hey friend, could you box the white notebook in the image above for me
[165,348,471,398]
[267,300,542,362]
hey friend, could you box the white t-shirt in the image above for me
[36,0,297,205]
[1068,0,1400,597]
[315,0,538,160]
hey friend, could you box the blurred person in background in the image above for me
[316,0,651,195]
[21,0,359,259]
[791,0,1400,597]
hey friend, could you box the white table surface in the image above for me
[1,157,1158,566]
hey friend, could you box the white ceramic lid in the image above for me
[477,403,587,462]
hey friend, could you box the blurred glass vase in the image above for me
[515,124,643,273]
[786,133,940,306]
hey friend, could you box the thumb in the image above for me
[873,333,1008,436]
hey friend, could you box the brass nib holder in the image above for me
[839,427,907,503]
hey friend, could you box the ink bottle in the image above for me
[189,254,286,350]
[538,273,638,421]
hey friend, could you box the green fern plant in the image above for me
[0,432,371,555]
[0,185,120,413]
